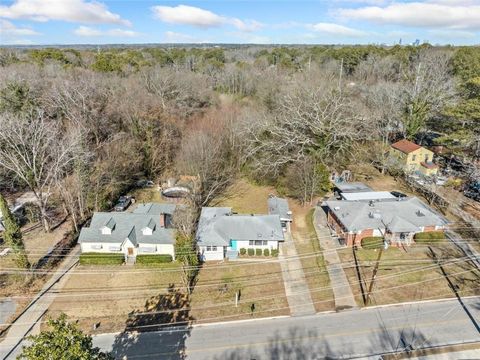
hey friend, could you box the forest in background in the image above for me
[0,44,479,233]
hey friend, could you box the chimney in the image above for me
[159,213,166,228]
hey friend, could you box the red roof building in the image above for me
[391,139,422,154]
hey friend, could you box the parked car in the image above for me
[390,191,407,198]
[136,179,154,188]
[114,196,132,211]
[464,182,480,202]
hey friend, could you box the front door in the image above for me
[230,240,237,250]
[128,247,134,256]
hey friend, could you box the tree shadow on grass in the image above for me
[110,284,193,360]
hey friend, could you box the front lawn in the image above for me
[189,261,289,322]
[338,243,480,306]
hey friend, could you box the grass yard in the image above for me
[212,178,276,214]
[0,220,72,334]
[130,187,165,204]
[190,261,289,322]
[45,262,183,334]
[290,203,335,312]
[337,242,480,307]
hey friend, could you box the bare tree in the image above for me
[244,85,366,177]
[0,112,80,231]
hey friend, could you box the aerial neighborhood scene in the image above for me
[1,0,480,359]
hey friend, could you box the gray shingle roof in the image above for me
[268,196,292,221]
[196,207,285,246]
[133,203,177,215]
[325,197,447,233]
[79,212,175,246]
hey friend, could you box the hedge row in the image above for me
[79,253,125,265]
[240,248,279,257]
[361,236,384,250]
[414,231,446,243]
[136,254,173,264]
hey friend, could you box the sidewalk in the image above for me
[0,245,80,360]
[279,232,316,316]
[313,207,357,310]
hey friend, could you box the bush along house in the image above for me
[79,203,177,264]
[325,197,447,247]
[196,207,285,261]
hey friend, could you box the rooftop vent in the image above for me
[257,233,262,238]
[334,206,340,211]
[416,210,425,217]
[369,200,375,207]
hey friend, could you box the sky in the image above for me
[0,0,479,46]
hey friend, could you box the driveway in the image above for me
[314,206,357,310]
[278,232,316,316]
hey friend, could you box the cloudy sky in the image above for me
[1,0,479,45]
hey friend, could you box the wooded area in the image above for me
[0,44,479,233]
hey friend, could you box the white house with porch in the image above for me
[79,203,177,262]
[196,207,285,261]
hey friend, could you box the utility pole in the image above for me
[338,57,344,94]
[365,228,387,306]
[365,246,384,306]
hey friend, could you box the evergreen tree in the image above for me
[0,193,29,268]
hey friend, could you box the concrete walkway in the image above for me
[279,232,316,316]
[0,246,80,360]
[314,207,357,310]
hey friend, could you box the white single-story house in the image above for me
[196,207,285,261]
[267,196,292,232]
[79,203,177,262]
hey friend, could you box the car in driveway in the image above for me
[390,191,407,198]
[114,196,132,211]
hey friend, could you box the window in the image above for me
[91,244,102,250]
[212,246,217,251]
[411,154,416,161]
[108,245,121,251]
[254,240,263,246]
[263,240,268,246]
[249,240,254,246]
[206,246,212,251]
[139,247,155,253]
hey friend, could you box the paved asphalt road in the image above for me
[93,297,480,360]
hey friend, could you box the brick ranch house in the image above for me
[325,197,447,247]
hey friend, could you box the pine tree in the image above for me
[0,193,29,268]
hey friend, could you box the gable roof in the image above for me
[391,139,422,154]
[268,196,292,221]
[196,207,284,246]
[79,212,175,245]
[325,197,447,233]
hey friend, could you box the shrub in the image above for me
[136,254,173,264]
[361,237,384,250]
[247,248,255,256]
[255,248,262,256]
[263,248,270,256]
[271,249,279,257]
[240,248,246,255]
[79,253,124,265]
[414,231,446,243]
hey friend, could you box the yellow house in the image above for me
[391,139,438,176]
